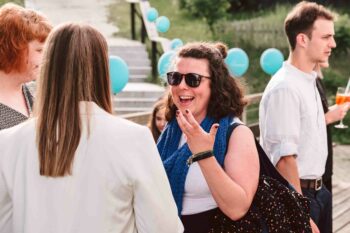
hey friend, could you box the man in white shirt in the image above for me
[259,2,336,233]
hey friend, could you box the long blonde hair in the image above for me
[35,23,112,177]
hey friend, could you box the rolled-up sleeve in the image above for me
[260,88,301,165]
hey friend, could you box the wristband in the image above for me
[187,150,214,166]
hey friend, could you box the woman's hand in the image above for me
[176,109,218,154]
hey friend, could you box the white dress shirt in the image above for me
[0,102,183,233]
[259,62,328,179]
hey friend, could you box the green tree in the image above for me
[179,0,229,37]
[334,14,350,55]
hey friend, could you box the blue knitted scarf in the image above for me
[157,116,231,215]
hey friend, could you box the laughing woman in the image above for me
[157,42,260,232]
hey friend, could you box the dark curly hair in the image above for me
[165,42,247,122]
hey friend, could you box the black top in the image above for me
[0,85,33,131]
[316,77,333,182]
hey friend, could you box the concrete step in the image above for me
[121,57,151,67]
[109,46,146,52]
[109,46,148,54]
[107,42,146,51]
[108,43,151,83]
[129,74,148,83]
[129,66,151,75]
[108,44,147,52]
[107,37,145,46]
[113,97,158,108]
[108,40,158,114]
[115,90,164,98]
[116,83,165,98]
[123,59,151,67]
[109,53,151,69]
[109,51,149,59]
[113,107,153,115]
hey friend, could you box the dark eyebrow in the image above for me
[322,33,334,38]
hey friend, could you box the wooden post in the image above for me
[130,2,136,40]
[151,41,157,80]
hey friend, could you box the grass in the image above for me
[108,0,130,38]
[0,0,23,6]
[108,0,213,42]
[148,0,212,42]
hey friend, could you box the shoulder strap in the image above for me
[23,85,34,114]
[226,122,242,143]
[226,122,289,186]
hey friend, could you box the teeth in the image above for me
[180,96,193,100]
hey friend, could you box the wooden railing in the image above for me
[122,92,263,137]
[127,0,170,80]
[242,92,263,138]
[120,110,152,126]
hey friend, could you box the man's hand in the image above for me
[325,103,350,125]
[310,219,320,233]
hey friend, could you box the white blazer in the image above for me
[0,102,183,233]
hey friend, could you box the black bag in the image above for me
[209,123,312,233]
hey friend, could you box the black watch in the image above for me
[187,150,214,166]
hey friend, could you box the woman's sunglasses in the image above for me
[166,71,210,88]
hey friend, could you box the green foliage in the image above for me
[321,54,350,144]
[0,0,24,6]
[178,0,187,9]
[229,0,260,12]
[215,4,290,49]
[332,114,350,144]
[179,0,229,36]
[108,1,350,143]
[109,0,212,42]
[108,0,131,38]
[323,65,348,97]
[149,0,212,42]
[334,14,350,55]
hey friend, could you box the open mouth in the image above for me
[179,95,195,104]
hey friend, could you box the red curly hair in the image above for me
[0,3,52,73]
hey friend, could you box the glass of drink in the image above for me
[334,87,350,128]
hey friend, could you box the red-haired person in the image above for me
[0,3,52,130]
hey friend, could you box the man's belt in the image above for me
[300,178,323,191]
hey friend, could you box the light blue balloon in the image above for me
[260,48,284,75]
[158,50,176,79]
[146,8,158,22]
[224,48,249,77]
[109,56,129,94]
[156,16,170,33]
[170,38,183,50]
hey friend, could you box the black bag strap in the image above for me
[227,122,289,187]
